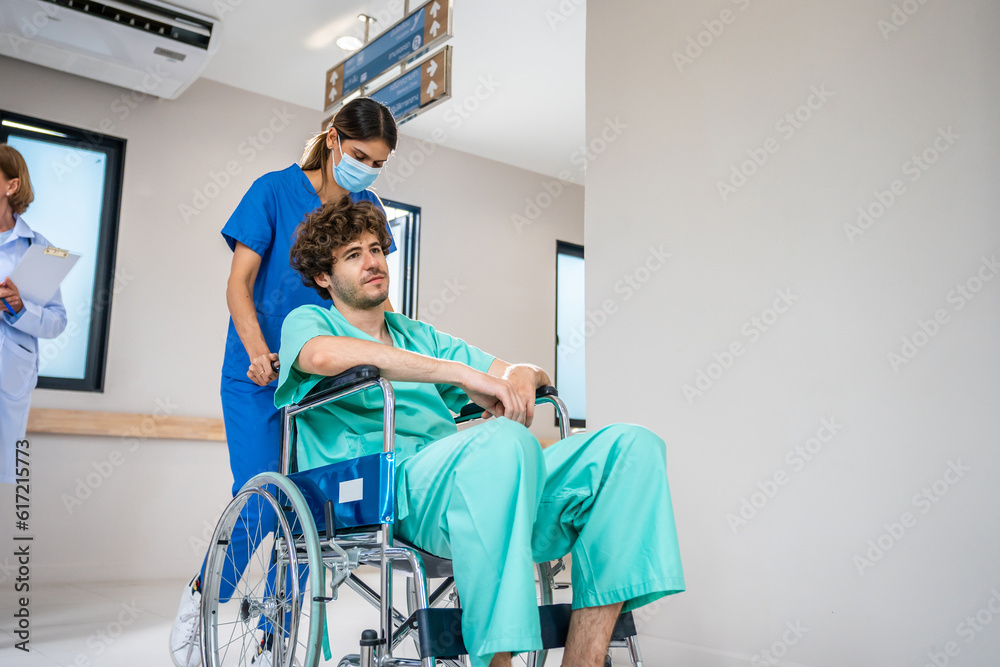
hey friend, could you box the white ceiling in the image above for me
[181,0,586,184]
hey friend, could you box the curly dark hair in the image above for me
[290,197,392,300]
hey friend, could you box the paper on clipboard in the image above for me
[8,244,81,304]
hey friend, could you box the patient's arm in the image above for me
[297,336,521,421]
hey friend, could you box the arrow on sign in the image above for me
[426,80,438,97]
[430,1,441,18]
[329,88,338,102]
[329,70,338,86]
[429,20,440,37]
[426,59,438,77]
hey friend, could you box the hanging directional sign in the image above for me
[367,45,451,124]
[324,0,453,111]
[320,46,452,131]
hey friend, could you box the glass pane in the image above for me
[556,251,586,421]
[8,135,107,380]
[383,205,406,313]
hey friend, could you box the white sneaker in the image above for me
[251,634,300,667]
[170,576,203,667]
[251,644,273,667]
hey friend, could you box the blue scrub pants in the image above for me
[395,419,686,667]
[200,376,283,601]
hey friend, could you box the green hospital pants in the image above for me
[394,419,685,667]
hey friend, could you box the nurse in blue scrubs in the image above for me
[170,97,398,667]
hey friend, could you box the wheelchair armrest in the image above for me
[299,364,381,407]
[455,385,559,424]
[282,365,389,475]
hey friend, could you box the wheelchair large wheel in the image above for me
[202,472,325,667]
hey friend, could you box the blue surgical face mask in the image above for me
[332,134,381,192]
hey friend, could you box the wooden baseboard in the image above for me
[26,408,559,446]
[27,408,226,441]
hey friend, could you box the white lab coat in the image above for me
[0,213,67,483]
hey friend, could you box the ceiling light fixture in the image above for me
[336,35,362,51]
[335,14,376,53]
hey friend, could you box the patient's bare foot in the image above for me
[489,652,511,667]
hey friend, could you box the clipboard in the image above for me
[8,244,81,304]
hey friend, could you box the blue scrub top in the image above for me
[220,164,396,381]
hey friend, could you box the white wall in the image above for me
[0,55,581,587]
[586,1,1000,665]
[381,133,584,397]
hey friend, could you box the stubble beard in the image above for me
[331,272,389,310]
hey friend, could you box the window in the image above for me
[556,241,585,428]
[381,199,420,319]
[1,110,125,392]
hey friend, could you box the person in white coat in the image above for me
[0,144,67,484]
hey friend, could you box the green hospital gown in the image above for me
[275,305,686,667]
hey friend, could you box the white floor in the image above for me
[0,579,184,667]
[0,578,582,667]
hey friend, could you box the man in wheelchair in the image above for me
[274,197,685,667]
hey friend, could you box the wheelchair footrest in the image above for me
[412,605,637,658]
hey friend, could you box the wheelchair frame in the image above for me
[201,365,644,667]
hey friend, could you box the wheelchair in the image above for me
[200,365,645,667]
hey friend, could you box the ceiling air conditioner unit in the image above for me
[0,0,218,100]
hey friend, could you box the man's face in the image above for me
[319,231,390,309]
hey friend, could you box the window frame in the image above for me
[1,109,125,393]
[555,240,585,429]
[381,198,420,319]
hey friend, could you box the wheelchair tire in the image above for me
[201,472,325,667]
